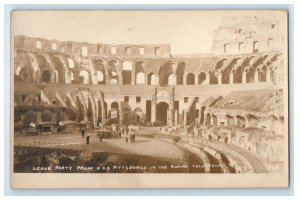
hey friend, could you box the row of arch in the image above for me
[64,92,147,126]
[202,112,284,132]
[14,51,279,86]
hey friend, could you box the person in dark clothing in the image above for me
[81,125,86,138]
[130,134,133,143]
[86,136,90,144]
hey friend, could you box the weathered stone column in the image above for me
[216,116,221,127]
[224,117,228,126]
[95,102,99,126]
[242,71,247,83]
[51,111,57,124]
[151,96,157,122]
[233,116,238,126]
[203,111,207,125]
[266,70,271,82]
[230,72,234,84]
[151,88,157,123]
[183,110,187,127]
[105,74,110,85]
[244,116,249,128]
[169,87,175,125]
[93,108,97,127]
[218,73,222,84]
[254,71,259,83]
[36,112,42,124]
[144,73,148,85]
[174,110,178,125]
[210,115,214,126]
[183,75,187,85]
[131,69,136,85]
[119,74,123,85]
[118,103,122,125]
[207,74,211,85]
[84,108,88,121]
[173,74,177,86]
[102,106,106,127]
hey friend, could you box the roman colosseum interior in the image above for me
[13,15,286,173]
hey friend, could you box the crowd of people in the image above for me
[92,127,136,144]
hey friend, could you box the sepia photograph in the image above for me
[10,10,289,188]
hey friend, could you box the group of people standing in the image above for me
[98,129,122,140]
[80,124,138,144]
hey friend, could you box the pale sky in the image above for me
[11,10,277,55]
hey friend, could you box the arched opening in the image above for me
[15,65,22,75]
[37,55,50,69]
[41,70,52,83]
[135,61,145,84]
[205,113,211,126]
[24,97,38,106]
[247,114,258,127]
[75,96,85,122]
[246,68,255,83]
[41,110,52,122]
[147,73,156,85]
[156,102,169,124]
[56,110,68,125]
[159,61,175,85]
[97,100,103,124]
[87,98,94,123]
[110,102,119,123]
[94,59,106,84]
[186,73,195,85]
[54,70,59,83]
[258,66,267,82]
[15,52,31,80]
[37,55,52,82]
[226,115,235,126]
[199,107,206,124]
[279,116,284,123]
[53,57,65,83]
[23,110,37,126]
[212,114,218,126]
[67,58,75,68]
[198,72,206,85]
[237,115,246,128]
[15,65,30,82]
[104,102,108,119]
[108,60,119,85]
[69,71,75,83]
[122,61,132,85]
[109,79,118,85]
[122,107,131,123]
[269,115,278,122]
[134,107,143,122]
[168,74,176,85]
[79,70,90,84]
[271,70,276,82]
[219,58,237,84]
[209,70,218,84]
[136,72,145,84]
[176,62,185,85]
[96,71,104,84]
[233,69,242,83]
